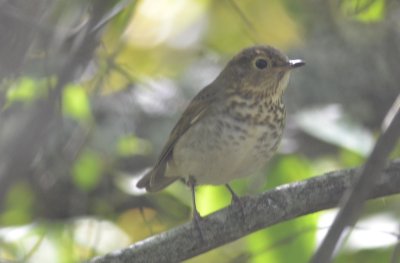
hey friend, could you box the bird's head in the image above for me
[218,45,304,102]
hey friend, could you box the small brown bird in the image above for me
[137,45,304,226]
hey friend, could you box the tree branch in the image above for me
[90,159,400,263]
[311,95,400,262]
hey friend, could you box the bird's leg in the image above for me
[225,184,240,204]
[188,176,204,241]
[189,177,202,221]
[225,184,245,220]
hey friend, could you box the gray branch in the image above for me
[90,159,400,263]
[311,96,400,262]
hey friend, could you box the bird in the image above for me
[137,45,304,232]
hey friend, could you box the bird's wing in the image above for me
[136,83,219,191]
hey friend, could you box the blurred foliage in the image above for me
[1,182,35,226]
[245,214,317,263]
[244,156,317,263]
[72,150,104,191]
[0,0,399,262]
[63,85,92,122]
[339,0,385,22]
[116,135,152,156]
[6,78,48,104]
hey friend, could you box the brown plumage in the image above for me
[137,45,304,228]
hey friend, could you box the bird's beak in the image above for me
[289,59,305,69]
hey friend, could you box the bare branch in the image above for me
[311,97,400,263]
[90,159,400,263]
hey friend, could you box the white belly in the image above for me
[166,115,282,185]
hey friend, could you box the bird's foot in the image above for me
[225,184,246,225]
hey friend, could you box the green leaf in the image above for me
[340,148,365,167]
[5,77,48,104]
[246,214,318,263]
[267,155,314,187]
[72,150,103,191]
[116,135,152,156]
[340,0,385,22]
[197,185,231,216]
[1,182,35,225]
[62,85,92,121]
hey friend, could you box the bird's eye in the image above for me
[255,58,268,69]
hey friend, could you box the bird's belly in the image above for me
[168,116,283,185]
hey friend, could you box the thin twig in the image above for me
[227,0,260,43]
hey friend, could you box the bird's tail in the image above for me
[136,162,179,192]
